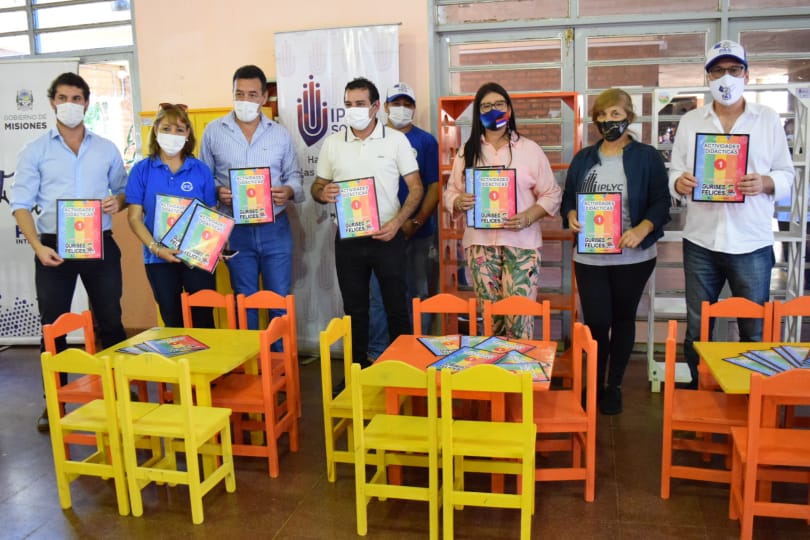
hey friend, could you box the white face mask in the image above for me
[346,106,372,131]
[156,132,187,157]
[233,100,260,123]
[709,74,745,107]
[387,106,414,129]
[55,102,85,128]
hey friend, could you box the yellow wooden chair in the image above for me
[114,353,236,524]
[319,315,387,482]
[350,361,439,539]
[41,349,158,516]
[441,364,536,540]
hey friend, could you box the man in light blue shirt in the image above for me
[11,72,127,432]
[200,65,304,329]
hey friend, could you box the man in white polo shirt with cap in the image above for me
[669,39,794,388]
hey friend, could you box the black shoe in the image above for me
[37,409,49,433]
[599,385,622,415]
[674,380,698,390]
[332,379,346,399]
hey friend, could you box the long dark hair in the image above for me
[462,82,519,169]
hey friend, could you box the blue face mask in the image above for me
[480,109,510,131]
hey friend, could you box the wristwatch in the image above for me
[411,219,422,227]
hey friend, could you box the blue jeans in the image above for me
[683,239,774,383]
[367,235,436,358]
[225,213,292,329]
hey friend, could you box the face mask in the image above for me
[387,106,414,129]
[597,120,629,142]
[156,132,187,157]
[346,106,372,131]
[479,109,510,131]
[709,74,745,106]
[56,102,85,128]
[233,100,260,122]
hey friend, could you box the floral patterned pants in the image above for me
[465,245,542,339]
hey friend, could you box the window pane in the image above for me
[579,0,716,16]
[0,10,28,32]
[747,59,810,85]
[451,68,561,93]
[437,0,568,25]
[0,0,25,7]
[450,40,560,65]
[588,34,706,61]
[37,24,132,53]
[588,64,704,89]
[740,29,810,55]
[732,0,806,8]
[0,33,30,56]
[34,2,131,30]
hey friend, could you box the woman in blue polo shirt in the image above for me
[126,103,218,327]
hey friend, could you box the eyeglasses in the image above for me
[158,102,188,111]
[707,65,746,79]
[480,100,508,113]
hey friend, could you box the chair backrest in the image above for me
[772,296,810,341]
[413,293,477,335]
[699,298,774,342]
[43,310,96,355]
[181,290,236,329]
[259,314,292,384]
[663,319,679,419]
[319,316,352,401]
[482,296,551,340]
[440,364,533,425]
[350,361,437,429]
[238,291,297,360]
[572,321,598,412]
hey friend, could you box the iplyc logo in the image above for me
[297,75,328,147]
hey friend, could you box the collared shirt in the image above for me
[668,100,794,253]
[316,120,419,223]
[444,133,562,250]
[125,156,217,264]
[199,111,304,218]
[10,127,127,234]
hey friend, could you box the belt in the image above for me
[40,230,112,243]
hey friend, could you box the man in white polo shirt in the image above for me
[669,40,794,387]
[311,77,423,370]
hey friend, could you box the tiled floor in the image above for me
[1,344,808,539]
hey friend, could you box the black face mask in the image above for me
[597,120,629,142]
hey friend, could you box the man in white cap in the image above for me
[669,40,794,388]
[367,82,440,357]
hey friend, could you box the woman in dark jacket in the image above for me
[562,88,671,414]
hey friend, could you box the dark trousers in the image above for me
[334,231,411,366]
[575,258,656,390]
[145,262,216,328]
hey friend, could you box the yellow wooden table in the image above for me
[693,341,810,394]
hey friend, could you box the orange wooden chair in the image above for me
[412,293,477,336]
[180,289,236,330]
[660,319,749,498]
[513,321,597,501]
[237,291,301,416]
[482,296,551,341]
[771,296,810,427]
[729,369,810,539]
[698,298,774,390]
[211,314,299,478]
[543,258,579,388]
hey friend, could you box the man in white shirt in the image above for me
[669,40,794,387]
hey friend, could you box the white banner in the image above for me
[0,59,82,344]
[275,24,399,353]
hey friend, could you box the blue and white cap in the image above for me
[705,40,748,71]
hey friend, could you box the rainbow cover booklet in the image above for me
[576,192,622,254]
[56,199,103,260]
[335,177,381,239]
[230,167,274,224]
[160,198,204,250]
[692,133,749,202]
[153,194,194,242]
[473,168,517,229]
[175,205,235,273]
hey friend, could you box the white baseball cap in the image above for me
[386,82,415,104]
[705,40,748,71]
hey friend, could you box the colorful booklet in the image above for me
[692,133,749,203]
[460,335,488,348]
[723,354,779,376]
[230,167,274,224]
[772,345,810,368]
[335,177,381,239]
[473,168,517,229]
[429,346,504,372]
[153,194,194,243]
[576,192,622,254]
[741,350,794,373]
[160,198,204,250]
[56,199,103,260]
[495,357,550,383]
[138,334,209,357]
[417,335,461,356]
[175,204,235,273]
[115,345,150,355]
[474,336,535,355]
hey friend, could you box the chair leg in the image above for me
[354,448,368,536]
[661,429,672,499]
[442,450,454,540]
[324,415,337,483]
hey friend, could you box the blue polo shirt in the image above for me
[397,125,439,238]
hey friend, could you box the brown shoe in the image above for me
[37,409,49,433]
